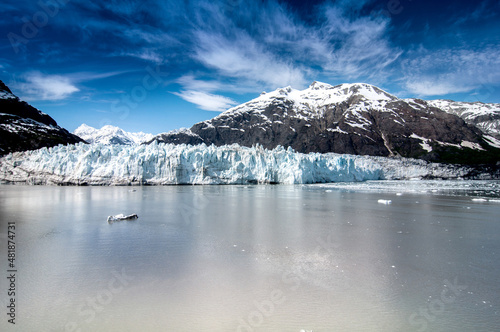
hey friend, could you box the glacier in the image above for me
[0,142,475,185]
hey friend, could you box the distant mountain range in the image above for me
[151,82,500,165]
[425,99,500,138]
[0,80,83,155]
[73,124,154,145]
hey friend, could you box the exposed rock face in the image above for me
[151,82,500,165]
[0,80,84,155]
[153,128,204,146]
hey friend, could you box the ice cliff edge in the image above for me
[0,142,482,185]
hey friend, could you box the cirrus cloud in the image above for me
[16,72,80,101]
[403,46,500,97]
[173,90,237,112]
[193,30,308,89]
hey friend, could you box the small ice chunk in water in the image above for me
[472,198,487,202]
[378,199,392,204]
[107,213,138,222]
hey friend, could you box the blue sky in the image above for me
[1,0,499,134]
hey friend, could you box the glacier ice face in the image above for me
[0,142,472,185]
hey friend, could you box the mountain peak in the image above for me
[74,124,154,145]
[0,80,13,94]
[276,86,294,95]
[332,83,397,101]
[101,124,126,134]
[269,81,397,104]
[308,81,334,90]
[75,123,94,131]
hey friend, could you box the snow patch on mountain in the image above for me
[410,133,433,152]
[0,114,55,133]
[426,99,500,137]
[0,90,16,100]
[483,135,500,149]
[0,142,475,185]
[74,124,154,145]
[460,141,485,151]
[427,99,500,118]
[165,127,201,137]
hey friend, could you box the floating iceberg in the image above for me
[107,214,139,223]
[0,142,474,185]
[377,199,392,205]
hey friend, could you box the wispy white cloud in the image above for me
[176,74,263,97]
[120,28,181,49]
[186,0,399,94]
[320,5,401,80]
[193,30,308,89]
[13,70,129,101]
[118,50,163,63]
[402,46,500,96]
[177,75,225,92]
[173,90,237,112]
[16,72,79,101]
[67,71,130,82]
[405,81,473,96]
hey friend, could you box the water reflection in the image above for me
[0,184,499,331]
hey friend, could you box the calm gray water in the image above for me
[0,181,499,331]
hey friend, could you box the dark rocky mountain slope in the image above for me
[0,80,84,155]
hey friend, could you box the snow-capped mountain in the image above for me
[0,80,83,155]
[0,142,487,185]
[425,99,500,138]
[152,82,500,165]
[74,124,154,145]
